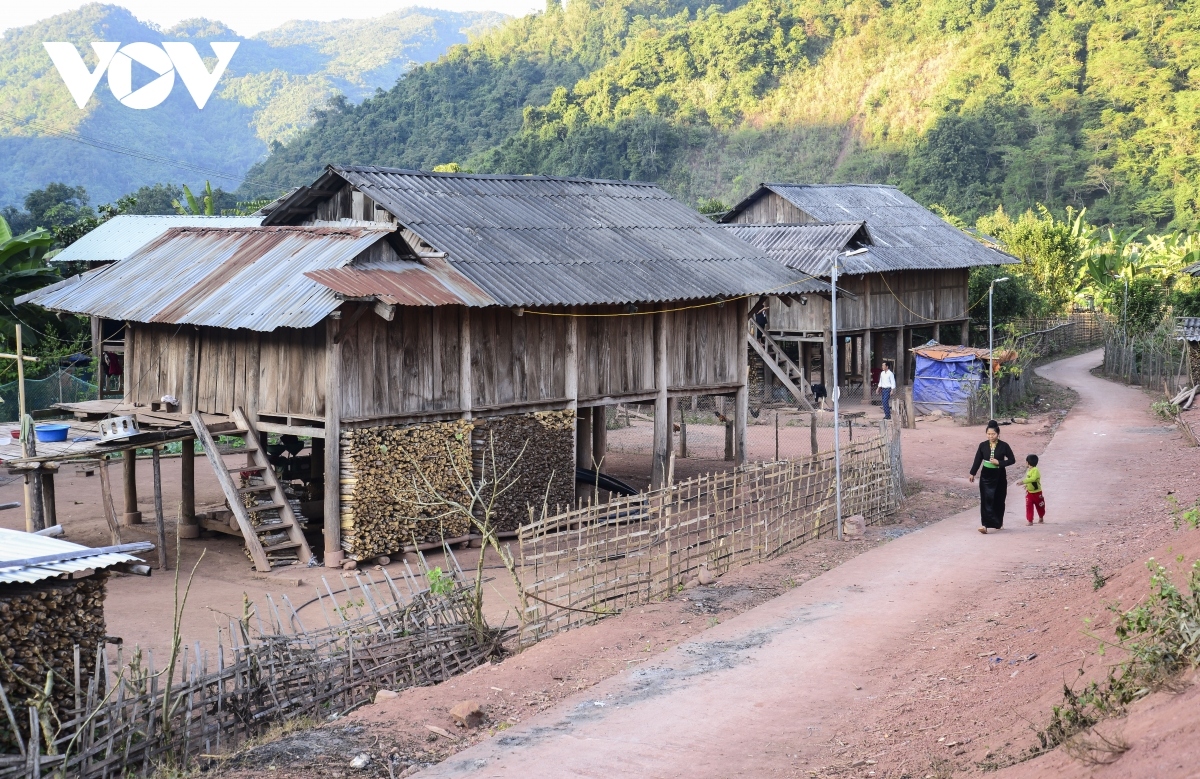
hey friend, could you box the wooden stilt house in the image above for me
[720,184,1016,406]
[22,167,820,570]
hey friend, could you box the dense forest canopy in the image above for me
[241,0,1200,232]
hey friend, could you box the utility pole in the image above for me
[832,247,867,541]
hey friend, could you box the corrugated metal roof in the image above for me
[1185,261,1200,277]
[26,226,393,331]
[1177,317,1200,341]
[721,223,868,275]
[0,528,147,585]
[721,184,1017,271]
[264,166,827,304]
[50,215,263,264]
[305,257,497,307]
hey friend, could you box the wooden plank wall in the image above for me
[339,306,463,419]
[128,322,326,417]
[577,307,654,400]
[728,192,815,224]
[768,269,969,333]
[471,308,569,409]
[668,304,739,388]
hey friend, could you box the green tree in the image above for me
[0,215,58,349]
[976,205,1083,313]
[968,265,1041,343]
[1125,275,1167,335]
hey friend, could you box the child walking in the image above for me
[1022,454,1046,524]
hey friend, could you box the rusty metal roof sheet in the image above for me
[722,185,1017,271]
[26,225,393,331]
[0,529,149,585]
[305,257,497,307]
[50,215,263,264]
[263,166,826,305]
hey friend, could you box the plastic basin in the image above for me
[35,424,71,442]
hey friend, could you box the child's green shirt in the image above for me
[1022,465,1042,494]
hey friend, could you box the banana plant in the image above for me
[172,181,216,216]
[0,215,58,346]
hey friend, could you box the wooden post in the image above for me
[774,412,779,461]
[121,449,142,525]
[821,327,833,392]
[724,421,734,461]
[861,331,873,404]
[98,456,121,545]
[591,404,607,469]
[40,471,56,530]
[178,440,198,538]
[565,314,578,474]
[735,298,750,465]
[460,307,473,420]
[15,324,34,531]
[324,314,343,568]
[576,408,593,470]
[677,403,687,459]
[152,448,168,570]
[895,328,907,388]
[651,310,671,488]
[961,318,970,346]
[932,322,941,344]
[181,329,198,413]
[810,412,818,455]
[90,316,102,401]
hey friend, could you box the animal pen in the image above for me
[18,167,820,572]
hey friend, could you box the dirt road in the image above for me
[412,349,1171,778]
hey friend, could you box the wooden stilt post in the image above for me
[591,404,607,469]
[121,449,142,525]
[40,471,56,530]
[323,314,343,568]
[576,408,592,470]
[961,318,971,346]
[810,412,818,455]
[152,447,168,570]
[98,456,121,545]
[735,298,750,465]
[651,309,672,488]
[178,441,198,538]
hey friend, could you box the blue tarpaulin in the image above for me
[912,343,986,416]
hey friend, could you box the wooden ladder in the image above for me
[748,320,815,411]
[190,408,313,572]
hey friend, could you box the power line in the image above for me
[0,108,281,191]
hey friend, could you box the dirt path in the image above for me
[401,349,1190,778]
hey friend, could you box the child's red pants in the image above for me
[1025,491,1046,522]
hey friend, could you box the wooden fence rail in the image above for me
[516,423,904,644]
[1,562,498,779]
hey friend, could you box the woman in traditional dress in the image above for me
[968,420,1015,534]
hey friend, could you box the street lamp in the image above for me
[988,276,1009,421]
[832,246,868,541]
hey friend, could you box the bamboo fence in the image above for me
[0,557,499,779]
[516,423,904,644]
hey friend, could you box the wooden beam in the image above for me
[460,306,473,421]
[122,448,142,525]
[651,309,671,489]
[735,298,750,465]
[374,300,397,321]
[591,404,607,470]
[151,448,168,570]
[254,421,327,438]
[324,315,343,567]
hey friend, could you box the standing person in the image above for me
[877,360,896,420]
[968,420,1015,534]
[1022,453,1046,524]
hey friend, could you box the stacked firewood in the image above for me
[472,410,575,533]
[340,420,475,559]
[0,576,106,750]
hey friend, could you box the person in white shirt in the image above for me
[877,361,896,420]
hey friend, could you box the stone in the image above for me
[342,559,358,571]
[697,565,715,586]
[350,754,372,769]
[376,555,391,566]
[449,700,485,728]
[842,514,866,538]
[374,689,399,704]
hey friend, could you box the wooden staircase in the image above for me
[748,320,815,411]
[190,408,313,572]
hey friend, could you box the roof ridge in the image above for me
[333,165,663,188]
[762,182,901,189]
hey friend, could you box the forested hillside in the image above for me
[243,0,1200,230]
[0,4,503,206]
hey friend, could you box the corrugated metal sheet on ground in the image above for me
[27,225,392,331]
[0,528,145,585]
[266,166,825,305]
[50,215,263,264]
[724,184,1016,271]
[1177,317,1200,341]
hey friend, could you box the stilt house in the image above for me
[22,167,820,570]
[720,184,1016,405]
